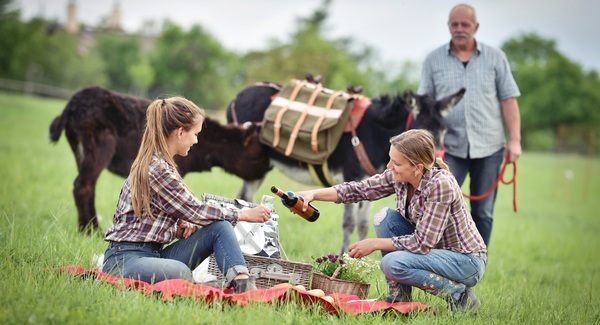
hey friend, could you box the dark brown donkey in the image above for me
[49,86,271,234]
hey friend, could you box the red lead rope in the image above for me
[462,160,518,212]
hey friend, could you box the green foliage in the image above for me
[96,33,142,92]
[149,22,242,109]
[502,33,600,152]
[0,4,23,76]
[127,58,155,97]
[522,128,555,151]
[242,0,378,96]
[0,14,108,89]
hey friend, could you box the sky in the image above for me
[13,0,600,73]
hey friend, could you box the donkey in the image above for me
[49,86,271,234]
[227,82,465,253]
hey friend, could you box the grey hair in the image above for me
[449,3,478,24]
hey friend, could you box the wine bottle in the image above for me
[270,186,320,222]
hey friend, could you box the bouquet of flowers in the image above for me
[312,253,379,284]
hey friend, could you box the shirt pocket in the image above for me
[433,69,463,93]
[473,68,497,95]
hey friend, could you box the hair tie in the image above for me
[162,99,166,106]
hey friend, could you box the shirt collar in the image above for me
[415,167,439,192]
[446,39,482,56]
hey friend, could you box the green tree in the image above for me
[128,58,155,98]
[0,3,107,92]
[0,0,24,78]
[502,33,600,151]
[242,0,378,96]
[149,21,241,110]
[96,34,142,92]
[240,0,417,99]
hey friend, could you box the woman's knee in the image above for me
[207,220,235,234]
[373,207,394,227]
[380,253,409,278]
[162,260,193,279]
[127,257,193,283]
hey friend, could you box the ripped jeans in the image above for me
[373,207,486,302]
[102,221,249,284]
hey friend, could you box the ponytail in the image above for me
[433,157,449,171]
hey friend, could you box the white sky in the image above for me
[13,0,600,73]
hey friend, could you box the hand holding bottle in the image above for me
[296,190,316,212]
[271,186,320,222]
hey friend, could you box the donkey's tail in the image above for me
[49,104,69,143]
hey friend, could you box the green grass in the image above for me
[0,91,598,324]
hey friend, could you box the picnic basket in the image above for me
[311,270,370,300]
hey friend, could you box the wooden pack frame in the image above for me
[260,79,354,165]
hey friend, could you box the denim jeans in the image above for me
[374,208,486,303]
[444,149,504,247]
[102,221,248,284]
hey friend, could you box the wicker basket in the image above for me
[311,272,370,300]
[208,254,312,289]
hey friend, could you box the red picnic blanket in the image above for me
[54,266,430,316]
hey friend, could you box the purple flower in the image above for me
[322,255,329,261]
[316,258,323,263]
[328,254,335,260]
[339,259,345,265]
[330,256,337,263]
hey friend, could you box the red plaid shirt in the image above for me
[104,155,241,244]
[334,168,486,254]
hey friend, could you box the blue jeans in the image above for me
[444,149,504,247]
[374,208,486,303]
[102,221,248,284]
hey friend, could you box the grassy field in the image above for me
[0,91,598,324]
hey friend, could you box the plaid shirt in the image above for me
[418,40,520,159]
[104,155,241,244]
[334,168,486,254]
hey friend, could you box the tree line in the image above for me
[1,0,598,152]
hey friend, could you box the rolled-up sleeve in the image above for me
[334,170,396,204]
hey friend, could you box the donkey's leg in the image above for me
[74,132,117,234]
[236,178,265,203]
[341,203,360,254]
[356,200,373,241]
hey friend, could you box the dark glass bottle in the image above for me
[270,186,320,222]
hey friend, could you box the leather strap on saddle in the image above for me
[310,90,345,154]
[284,84,323,156]
[344,95,372,133]
[347,117,378,176]
[273,81,305,148]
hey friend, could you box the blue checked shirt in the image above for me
[104,155,241,244]
[334,168,486,254]
[418,40,520,159]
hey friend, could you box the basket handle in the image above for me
[330,265,343,280]
[250,267,302,284]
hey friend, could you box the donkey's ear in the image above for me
[403,90,420,116]
[438,88,465,117]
